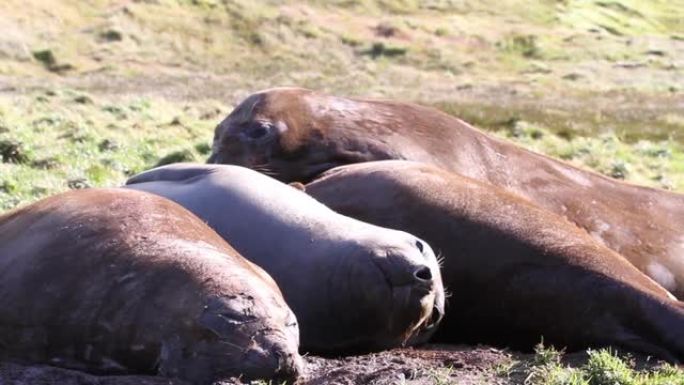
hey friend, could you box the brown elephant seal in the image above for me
[208,87,684,299]
[124,163,445,355]
[0,188,302,384]
[305,160,684,361]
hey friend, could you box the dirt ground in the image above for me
[303,344,514,385]
[0,345,520,385]
[0,344,668,385]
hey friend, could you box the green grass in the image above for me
[1,87,681,212]
[0,1,682,206]
[0,90,222,210]
[502,343,684,385]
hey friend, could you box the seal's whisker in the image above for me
[436,252,446,268]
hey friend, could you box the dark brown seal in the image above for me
[305,160,684,361]
[208,87,684,298]
[125,163,444,355]
[0,188,302,384]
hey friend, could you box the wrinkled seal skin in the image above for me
[0,188,302,384]
[208,87,684,299]
[305,161,684,362]
[125,163,445,355]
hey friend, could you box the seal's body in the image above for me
[126,163,444,354]
[306,161,684,361]
[209,87,684,298]
[0,189,302,384]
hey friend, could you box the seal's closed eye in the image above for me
[248,126,268,139]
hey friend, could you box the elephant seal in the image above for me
[305,160,684,361]
[0,188,302,384]
[125,163,445,355]
[208,87,684,298]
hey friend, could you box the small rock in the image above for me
[73,95,93,104]
[609,162,629,180]
[374,22,399,38]
[645,49,666,57]
[0,139,29,163]
[562,73,582,81]
[362,42,407,59]
[31,157,60,169]
[32,49,74,73]
[443,359,465,369]
[67,178,91,190]
[614,61,646,69]
[32,49,57,67]
[98,139,119,152]
[98,29,123,42]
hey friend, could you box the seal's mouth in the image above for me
[405,295,445,346]
[385,284,440,348]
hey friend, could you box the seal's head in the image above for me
[158,245,304,384]
[208,88,397,182]
[305,229,445,354]
[168,293,303,384]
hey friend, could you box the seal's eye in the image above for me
[246,123,271,140]
[415,240,424,253]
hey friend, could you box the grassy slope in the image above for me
[1,1,683,212]
[0,0,683,227]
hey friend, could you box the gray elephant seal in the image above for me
[208,87,684,298]
[125,163,445,355]
[0,188,302,384]
[305,160,684,361]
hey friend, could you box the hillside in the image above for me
[1,0,684,210]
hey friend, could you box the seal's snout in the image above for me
[242,341,304,384]
[270,346,304,384]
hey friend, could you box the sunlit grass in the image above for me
[0,90,221,210]
[500,343,684,385]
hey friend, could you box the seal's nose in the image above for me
[269,344,304,384]
[242,341,303,384]
[414,265,433,282]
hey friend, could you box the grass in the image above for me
[500,342,684,385]
[2,83,681,211]
[1,88,681,211]
[0,89,222,210]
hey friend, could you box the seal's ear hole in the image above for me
[415,240,424,253]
